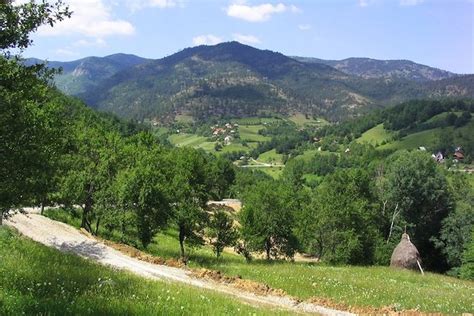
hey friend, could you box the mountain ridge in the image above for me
[292,56,457,82]
[26,42,473,122]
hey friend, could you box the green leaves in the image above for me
[207,210,238,258]
[1,0,71,56]
[240,180,298,260]
[297,168,379,265]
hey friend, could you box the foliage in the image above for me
[114,133,171,247]
[1,0,70,56]
[459,229,474,280]
[379,150,452,271]
[207,210,238,258]
[297,169,379,264]
[168,148,213,259]
[433,174,474,274]
[240,180,298,260]
[0,0,70,222]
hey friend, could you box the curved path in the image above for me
[5,212,353,316]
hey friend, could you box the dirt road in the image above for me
[5,212,353,316]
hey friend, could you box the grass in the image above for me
[258,149,283,164]
[357,124,393,146]
[378,117,473,151]
[288,113,329,127]
[152,126,169,137]
[169,132,259,154]
[239,125,269,142]
[260,166,284,179]
[378,128,442,151]
[175,114,194,123]
[0,226,289,315]
[44,210,474,314]
[232,117,281,125]
[168,133,210,147]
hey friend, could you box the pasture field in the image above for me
[258,149,283,164]
[356,124,393,146]
[0,226,286,315]
[44,209,474,314]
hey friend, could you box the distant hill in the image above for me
[293,56,457,82]
[29,42,473,122]
[25,54,149,95]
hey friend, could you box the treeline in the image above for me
[232,147,473,278]
[250,122,311,159]
[318,99,474,139]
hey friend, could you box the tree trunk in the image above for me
[40,201,45,215]
[95,216,101,236]
[179,224,186,259]
[265,238,271,260]
[0,209,3,225]
[387,204,400,243]
[82,198,93,233]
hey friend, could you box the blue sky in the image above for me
[23,0,473,73]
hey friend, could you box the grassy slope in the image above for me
[44,211,474,314]
[239,125,269,142]
[169,129,261,154]
[149,230,474,314]
[379,119,473,151]
[260,167,284,179]
[288,113,329,127]
[356,123,393,145]
[258,149,283,164]
[0,226,288,316]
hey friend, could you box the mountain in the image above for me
[30,42,473,122]
[293,56,456,82]
[25,54,149,95]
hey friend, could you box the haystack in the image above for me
[390,233,422,272]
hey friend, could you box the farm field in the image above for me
[258,149,283,164]
[260,166,284,178]
[356,123,393,146]
[42,210,474,314]
[239,125,269,142]
[168,133,210,148]
[288,113,329,127]
[377,115,473,151]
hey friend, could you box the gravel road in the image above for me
[5,211,354,316]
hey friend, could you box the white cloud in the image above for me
[289,4,302,13]
[192,34,224,46]
[226,2,300,22]
[55,48,80,58]
[358,0,424,7]
[400,0,424,6]
[38,0,134,38]
[126,0,180,11]
[73,38,107,47]
[232,33,261,45]
[298,24,311,31]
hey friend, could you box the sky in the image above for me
[21,0,474,73]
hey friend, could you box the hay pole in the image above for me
[416,260,424,275]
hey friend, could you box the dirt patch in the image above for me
[307,297,436,315]
[192,268,287,297]
[7,213,357,315]
[79,229,185,268]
